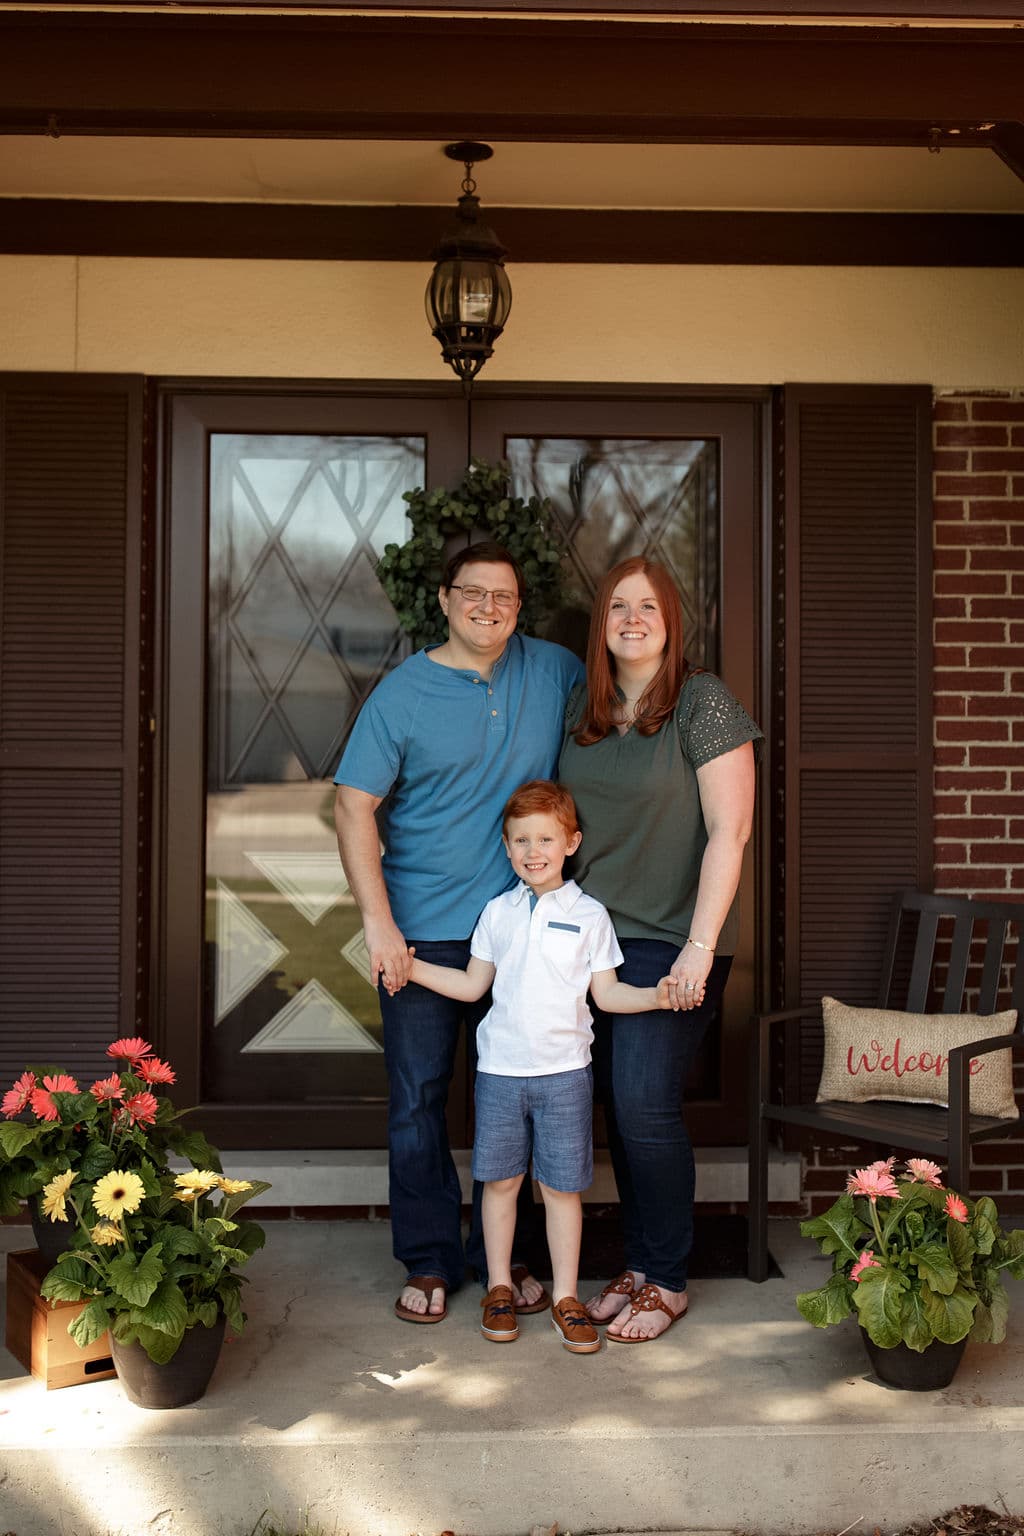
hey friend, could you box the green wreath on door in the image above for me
[377,458,566,650]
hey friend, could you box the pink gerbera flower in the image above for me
[850,1249,882,1282]
[123,1090,159,1127]
[137,1056,176,1086]
[106,1037,153,1067]
[944,1192,969,1224]
[866,1158,897,1174]
[29,1074,80,1121]
[2,1071,37,1118]
[906,1158,944,1189]
[90,1074,125,1104]
[846,1166,900,1203]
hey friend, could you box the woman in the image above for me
[558,556,762,1342]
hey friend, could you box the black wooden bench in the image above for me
[748,889,1024,1282]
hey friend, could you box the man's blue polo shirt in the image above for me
[334,633,584,940]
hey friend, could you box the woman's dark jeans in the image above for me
[379,937,538,1290]
[591,940,733,1294]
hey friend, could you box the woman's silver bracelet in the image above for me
[686,936,716,953]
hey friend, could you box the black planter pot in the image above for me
[110,1316,226,1409]
[861,1330,968,1390]
[30,1197,73,1267]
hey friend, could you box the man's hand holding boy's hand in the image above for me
[382,946,416,996]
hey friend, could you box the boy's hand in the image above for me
[383,946,416,996]
[655,976,679,1011]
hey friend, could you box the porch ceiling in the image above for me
[3,138,1023,213]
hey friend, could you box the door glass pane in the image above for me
[505,436,719,669]
[204,434,419,1105]
[507,434,721,1098]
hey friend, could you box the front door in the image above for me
[158,386,764,1148]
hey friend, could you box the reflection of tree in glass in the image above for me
[506,436,719,668]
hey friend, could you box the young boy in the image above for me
[398,779,675,1353]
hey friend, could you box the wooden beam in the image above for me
[1,201,1021,265]
[0,15,1022,140]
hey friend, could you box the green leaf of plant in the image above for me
[220,1180,272,1222]
[68,1298,111,1349]
[107,1244,165,1307]
[132,1321,184,1365]
[909,1242,958,1295]
[41,1270,89,1303]
[852,1265,908,1348]
[898,1287,934,1352]
[971,1280,1008,1344]
[231,1219,267,1258]
[921,1282,976,1344]
[0,1122,43,1157]
[130,1276,189,1337]
[191,1299,220,1329]
[218,1281,245,1333]
[169,1128,224,1173]
[77,1139,116,1181]
[798,1194,867,1260]
[946,1216,976,1279]
[159,1225,204,1259]
[796,1269,854,1328]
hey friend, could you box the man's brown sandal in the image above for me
[480,1285,519,1342]
[586,1269,639,1323]
[511,1263,551,1315]
[394,1275,448,1324]
[551,1296,601,1354]
[605,1282,688,1343]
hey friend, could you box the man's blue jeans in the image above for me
[379,938,538,1290]
[591,939,733,1294]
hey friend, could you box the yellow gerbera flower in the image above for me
[216,1177,253,1194]
[90,1221,125,1246]
[173,1189,198,1205]
[92,1169,145,1220]
[41,1169,77,1222]
[173,1169,221,1193]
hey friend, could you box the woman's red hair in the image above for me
[572,557,691,745]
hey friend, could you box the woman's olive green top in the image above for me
[558,671,763,955]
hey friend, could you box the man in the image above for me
[334,541,585,1322]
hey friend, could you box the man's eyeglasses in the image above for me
[448,584,519,608]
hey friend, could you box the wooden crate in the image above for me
[5,1249,116,1390]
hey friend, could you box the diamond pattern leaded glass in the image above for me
[204,434,422,1092]
[505,437,719,667]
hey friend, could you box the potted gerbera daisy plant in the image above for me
[1,1037,269,1406]
[797,1156,1024,1389]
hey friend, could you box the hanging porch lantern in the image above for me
[425,141,512,389]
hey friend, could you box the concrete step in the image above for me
[202,1146,801,1209]
[3,1221,1023,1536]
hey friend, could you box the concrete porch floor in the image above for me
[2,1219,1023,1536]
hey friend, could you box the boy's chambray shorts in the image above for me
[472,1065,593,1193]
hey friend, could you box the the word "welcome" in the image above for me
[846,1038,985,1079]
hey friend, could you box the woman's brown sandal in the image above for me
[605,1282,688,1343]
[586,1270,639,1324]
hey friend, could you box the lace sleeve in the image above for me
[679,672,764,769]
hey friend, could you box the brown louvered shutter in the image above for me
[0,375,144,1086]
[777,385,933,1100]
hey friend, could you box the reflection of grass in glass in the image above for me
[205,884,382,1036]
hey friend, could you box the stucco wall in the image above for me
[2,256,1023,387]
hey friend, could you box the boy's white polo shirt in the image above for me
[471,879,623,1077]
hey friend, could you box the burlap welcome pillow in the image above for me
[817,996,1020,1121]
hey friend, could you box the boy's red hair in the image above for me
[502,780,579,840]
[572,556,690,745]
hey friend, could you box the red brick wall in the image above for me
[801,389,1024,1215]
